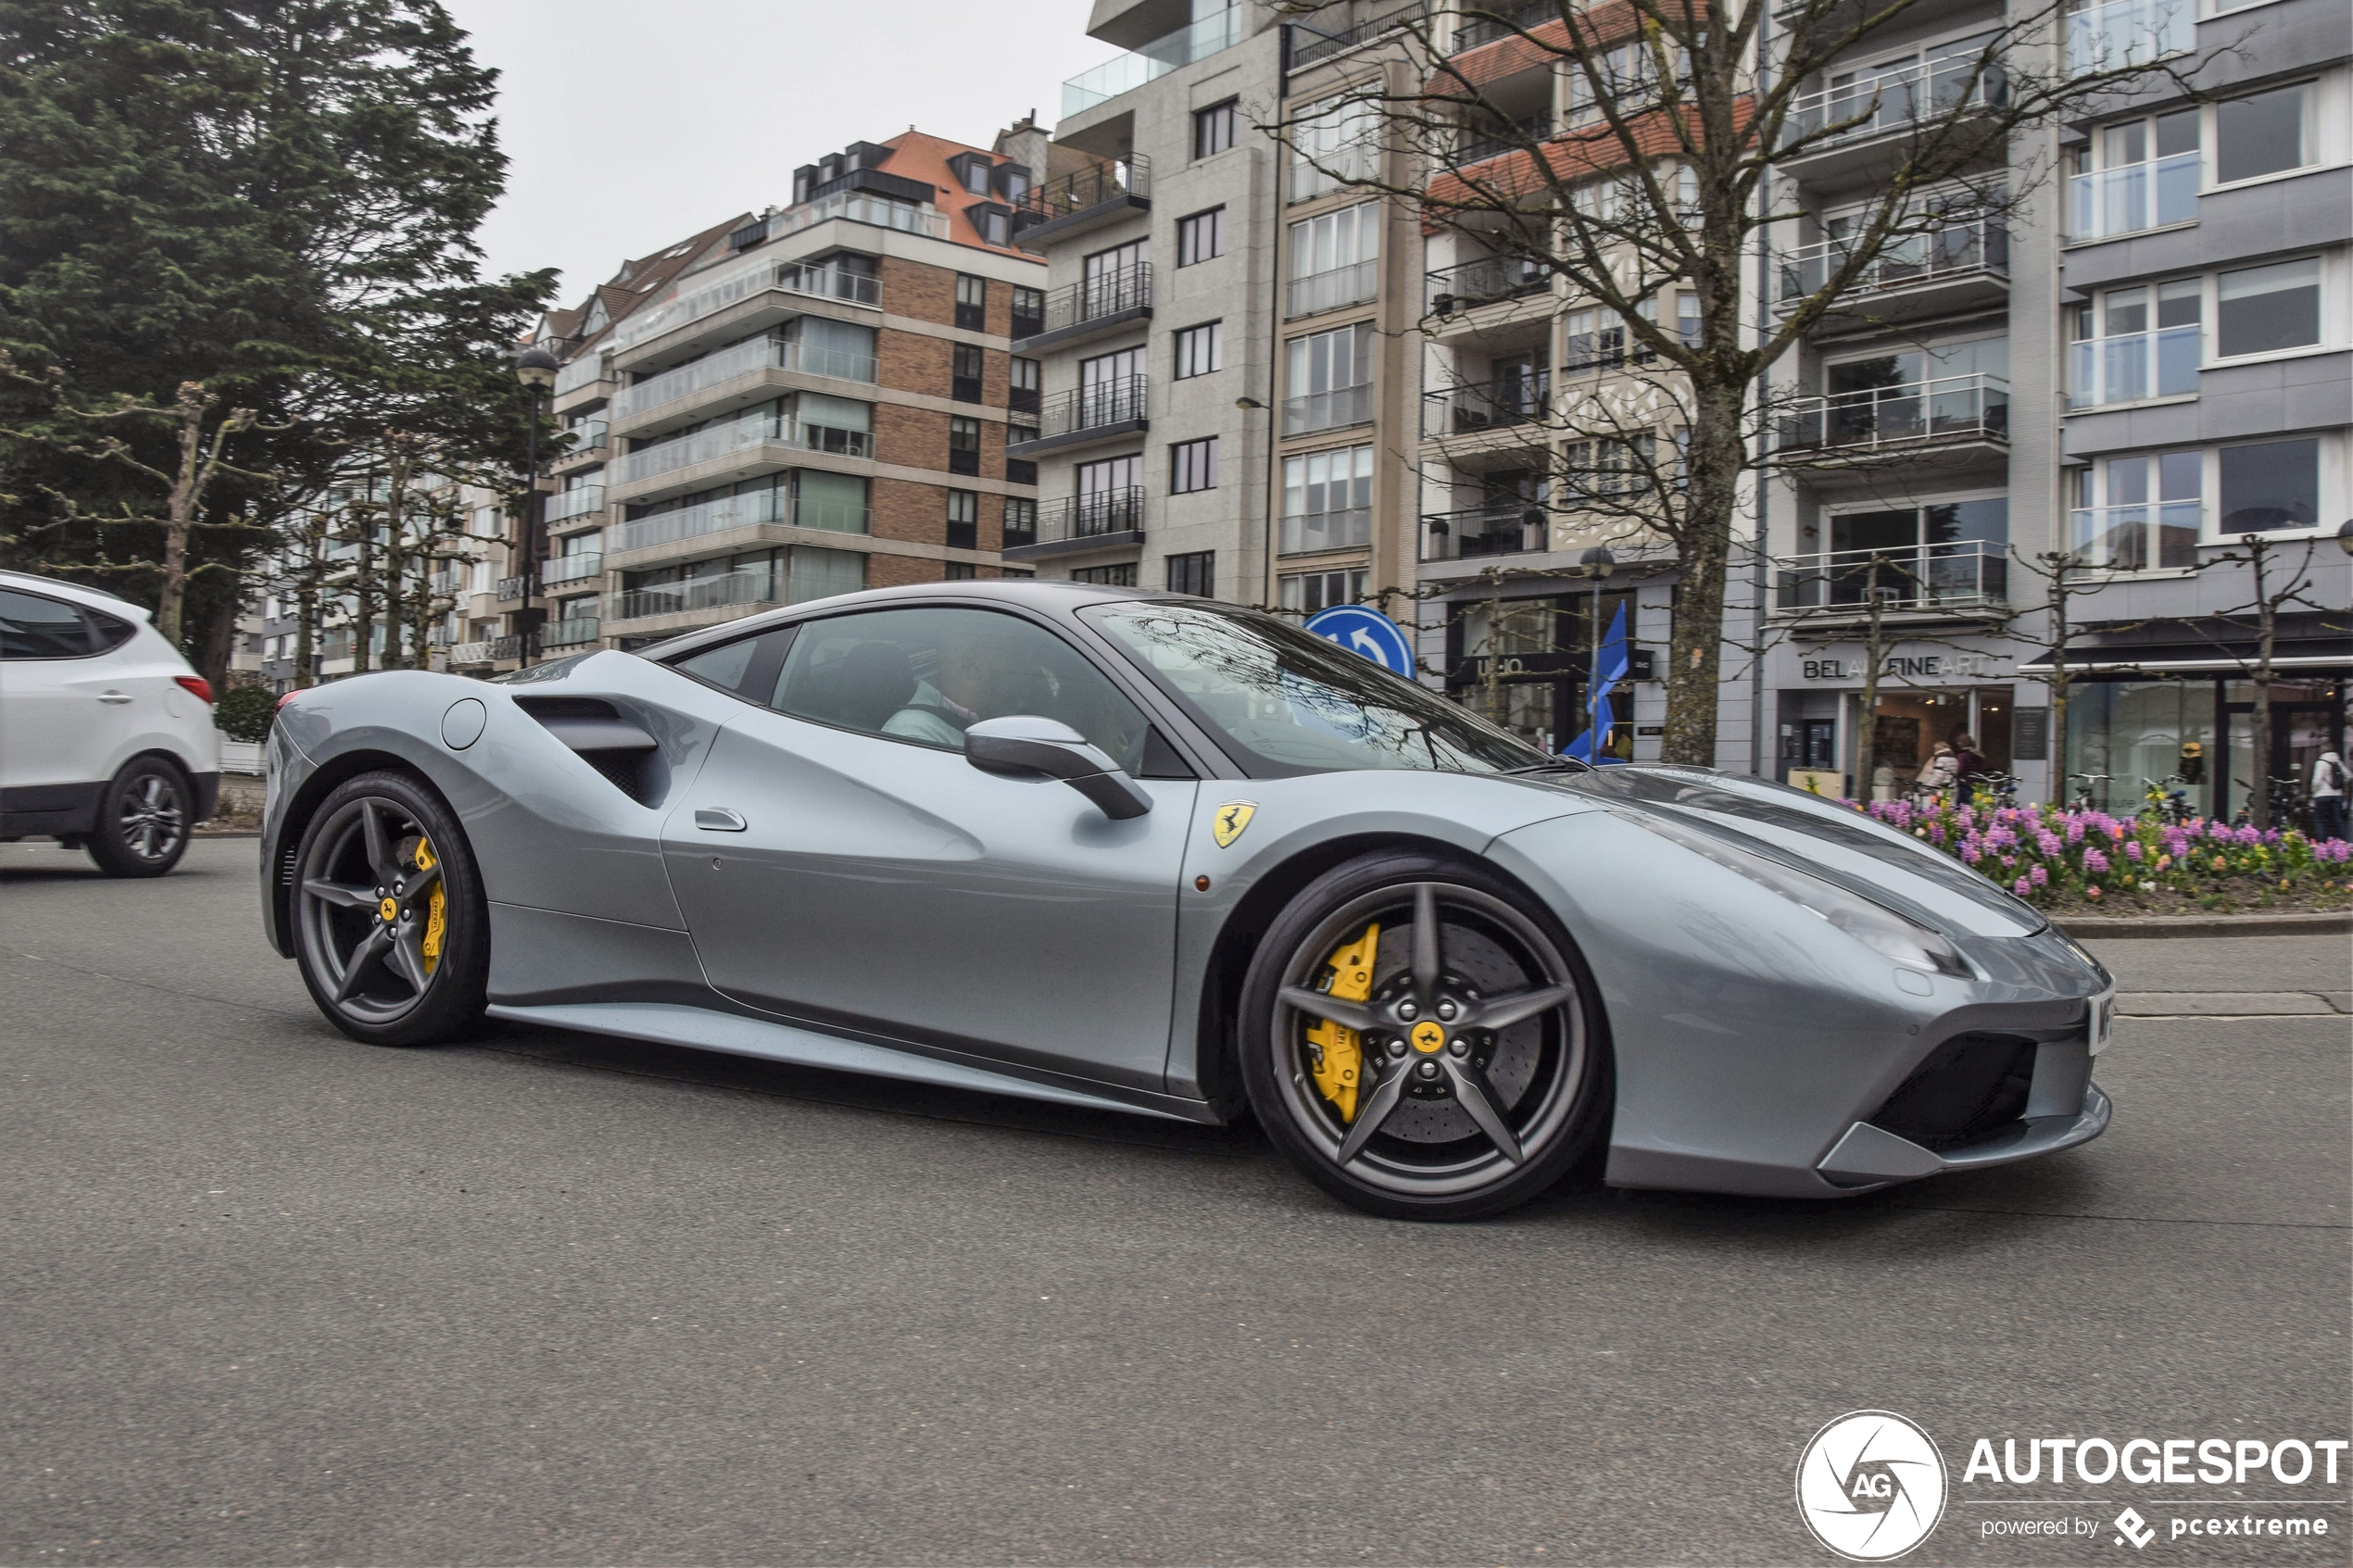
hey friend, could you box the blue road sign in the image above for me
[1303,605,1416,676]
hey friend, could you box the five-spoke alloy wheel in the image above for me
[293,771,488,1046]
[85,757,193,878]
[1239,852,1609,1220]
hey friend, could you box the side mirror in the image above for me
[964,715,1152,820]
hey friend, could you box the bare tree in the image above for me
[1266,0,2205,764]
[2186,534,2338,831]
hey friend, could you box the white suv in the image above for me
[0,570,220,875]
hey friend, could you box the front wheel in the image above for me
[292,771,488,1047]
[1239,852,1610,1221]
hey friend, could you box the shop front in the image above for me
[1441,584,1665,759]
[1769,640,2034,800]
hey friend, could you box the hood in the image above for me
[1548,765,2045,939]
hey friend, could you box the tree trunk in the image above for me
[1659,383,1744,765]
[154,386,207,650]
[2249,547,2276,830]
[1855,558,1886,803]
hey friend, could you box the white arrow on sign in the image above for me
[1349,628,1384,659]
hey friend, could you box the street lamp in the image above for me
[512,346,559,669]
[2335,519,2353,556]
[1580,546,1616,760]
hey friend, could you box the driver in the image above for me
[882,630,1034,747]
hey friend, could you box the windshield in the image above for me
[1080,599,1550,776]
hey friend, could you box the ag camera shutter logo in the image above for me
[1796,1411,1949,1561]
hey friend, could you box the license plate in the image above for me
[2088,988,2116,1055]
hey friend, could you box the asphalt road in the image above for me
[3,838,2347,1566]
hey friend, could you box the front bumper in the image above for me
[1818,1080,2112,1190]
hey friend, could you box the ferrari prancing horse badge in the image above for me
[1212,801,1257,848]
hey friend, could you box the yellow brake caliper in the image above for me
[1306,923,1378,1123]
[413,838,447,974]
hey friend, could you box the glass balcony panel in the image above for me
[2069,151,2196,240]
[1419,505,1547,561]
[610,566,779,623]
[1279,508,1372,556]
[2067,0,2194,75]
[613,338,879,424]
[1776,219,2007,306]
[1063,9,1242,117]
[1771,541,2007,610]
[1425,255,1549,313]
[545,484,607,524]
[2070,502,2202,571]
[1287,259,1380,319]
[1283,383,1375,436]
[1780,375,2007,454]
[1790,59,2007,146]
[541,615,602,648]
[2068,325,2198,407]
[540,552,603,586]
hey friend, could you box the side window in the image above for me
[0,589,93,659]
[667,625,797,702]
[773,606,1160,771]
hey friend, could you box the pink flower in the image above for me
[2030,865,2048,886]
[2234,825,2261,847]
[2124,841,2145,861]
[2086,884,2102,900]
[2208,820,2233,841]
[2066,818,2085,844]
[2084,848,2110,874]
[2037,831,2063,856]
[2013,876,2032,896]
[2001,854,2016,867]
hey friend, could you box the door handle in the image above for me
[694,808,748,833]
[96,691,134,705]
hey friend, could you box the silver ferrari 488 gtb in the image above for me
[262,581,2112,1219]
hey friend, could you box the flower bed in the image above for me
[1855,797,2353,915]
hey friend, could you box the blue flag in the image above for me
[1560,603,1629,764]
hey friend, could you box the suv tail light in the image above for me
[174,675,215,704]
[275,690,302,712]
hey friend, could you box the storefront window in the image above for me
[2065,680,2217,818]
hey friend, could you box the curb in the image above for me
[2058,910,2352,940]
[194,829,263,839]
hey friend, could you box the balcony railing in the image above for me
[1453,0,1555,52]
[1449,115,1553,170]
[2069,325,2197,408]
[2070,501,2202,573]
[2068,0,2193,75]
[1291,2,1425,68]
[555,355,610,397]
[617,413,872,486]
[447,640,496,665]
[612,489,870,556]
[1777,373,2009,456]
[612,337,879,424]
[1292,140,1381,201]
[1016,264,1152,343]
[1284,382,1375,436]
[610,258,881,353]
[1063,9,1242,116]
[770,190,950,245]
[1013,487,1146,550]
[1420,503,1549,561]
[561,418,609,453]
[1422,377,1551,438]
[2070,152,2196,240]
[540,551,604,586]
[545,484,607,524]
[1426,255,1549,315]
[539,616,602,649]
[1773,541,2008,613]
[609,566,779,624]
[1280,506,1373,557]
[1031,376,1148,443]
[1777,219,2007,307]
[1788,58,2008,148]
[1015,156,1151,231]
[1288,258,1380,319]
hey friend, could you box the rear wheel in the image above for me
[292,771,488,1047]
[84,757,192,877]
[1239,851,1608,1221]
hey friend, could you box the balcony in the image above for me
[1784,59,2008,179]
[1291,2,1425,69]
[447,640,497,666]
[554,354,611,400]
[769,189,950,247]
[1063,10,1241,117]
[2070,152,2196,242]
[611,488,869,560]
[545,484,607,525]
[1284,382,1375,436]
[1292,140,1381,203]
[1453,0,1554,52]
[540,551,604,587]
[1013,156,1151,252]
[2069,325,2197,408]
[1426,255,1550,317]
[1012,264,1153,353]
[610,257,881,358]
[2070,501,2202,573]
[1420,502,1550,562]
[2068,0,2192,76]
[1776,374,2008,461]
[1422,377,1551,440]
[553,419,609,470]
[1287,258,1380,320]
[539,615,602,650]
[1448,115,1553,171]
[1001,487,1146,561]
[1772,541,2008,616]
[495,573,529,602]
[615,412,872,493]
[1280,506,1372,557]
[1777,219,2007,322]
[610,336,879,429]
[1007,376,1148,458]
[607,567,781,628]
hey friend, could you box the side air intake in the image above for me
[512,696,663,806]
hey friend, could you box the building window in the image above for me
[2219,437,2319,533]
[2071,451,2202,571]
[2215,82,2309,186]
[1290,95,1378,203]
[1173,321,1223,379]
[787,545,865,604]
[1000,566,1036,579]
[948,415,982,475]
[1072,563,1139,587]
[955,273,987,332]
[1286,202,1380,319]
[1166,550,1215,597]
[1176,207,1227,267]
[1171,436,1219,494]
[947,489,979,550]
[1009,355,1040,415]
[2069,280,2199,406]
[1803,500,2009,608]
[1278,568,1368,614]
[1005,458,1038,486]
[2215,257,2320,358]
[1012,284,1045,338]
[1284,321,1374,434]
[1280,445,1374,555]
[944,561,978,580]
[2070,108,2197,239]
[1003,495,1038,547]
[1193,100,1238,159]
[974,207,1012,247]
[952,342,985,403]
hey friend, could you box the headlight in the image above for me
[1620,809,1973,979]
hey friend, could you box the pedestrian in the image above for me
[1952,733,1989,794]
[2312,749,2348,843]
[1916,741,1958,802]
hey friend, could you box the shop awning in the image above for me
[2016,617,2351,676]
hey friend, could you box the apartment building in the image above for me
[1756,0,2348,810]
[545,132,1046,652]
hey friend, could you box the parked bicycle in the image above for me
[2067,772,2114,812]
[2139,775,2194,826]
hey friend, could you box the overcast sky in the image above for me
[448,0,1115,307]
